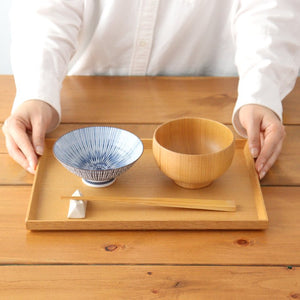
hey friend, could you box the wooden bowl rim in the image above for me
[153,117,235,157]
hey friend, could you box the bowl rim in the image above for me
[153,117,235,157]
[53,126,144,171]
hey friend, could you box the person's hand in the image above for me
[239,104,286,179]
[2,100,59,174]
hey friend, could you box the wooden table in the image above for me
[0,76,300,299]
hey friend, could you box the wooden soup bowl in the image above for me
[152,117,235,189]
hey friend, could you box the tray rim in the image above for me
[25,138,268,231]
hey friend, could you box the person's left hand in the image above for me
[239,104,286,179]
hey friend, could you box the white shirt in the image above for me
[10,0,300,136]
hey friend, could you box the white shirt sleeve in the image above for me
[231,0,300,137]
[10,0,84,125]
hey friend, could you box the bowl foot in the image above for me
[82,178,116,188]
[174,180,212,189]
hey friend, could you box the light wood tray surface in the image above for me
[26,139,268,230]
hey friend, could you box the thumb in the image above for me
[31,119,47,156]
[243,118,261,159]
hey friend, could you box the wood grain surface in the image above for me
[0,76,299,299]
[1,75,299,124]
[0,186,299,265]
[0,265,299,300]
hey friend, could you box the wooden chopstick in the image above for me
[61,195,236,212]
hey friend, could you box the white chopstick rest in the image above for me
[67,190,87,218]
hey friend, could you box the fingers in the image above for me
[4,130,32,172]
[239,104,285,180]
[3,100,59,173]
[2,118,37,174]
[255,124,285,179]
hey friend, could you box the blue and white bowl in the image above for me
[53,127,144,187]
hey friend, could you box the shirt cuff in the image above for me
[232,76,283,138]
[11,75,62,132]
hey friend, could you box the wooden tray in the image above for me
[26,139,268,230]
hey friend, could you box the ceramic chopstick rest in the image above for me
[67,189,87,218]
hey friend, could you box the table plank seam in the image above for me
[1,263,299,267]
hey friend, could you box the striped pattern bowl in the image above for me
[53,127,144,187]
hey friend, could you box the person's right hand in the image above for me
[2,100,59,174]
